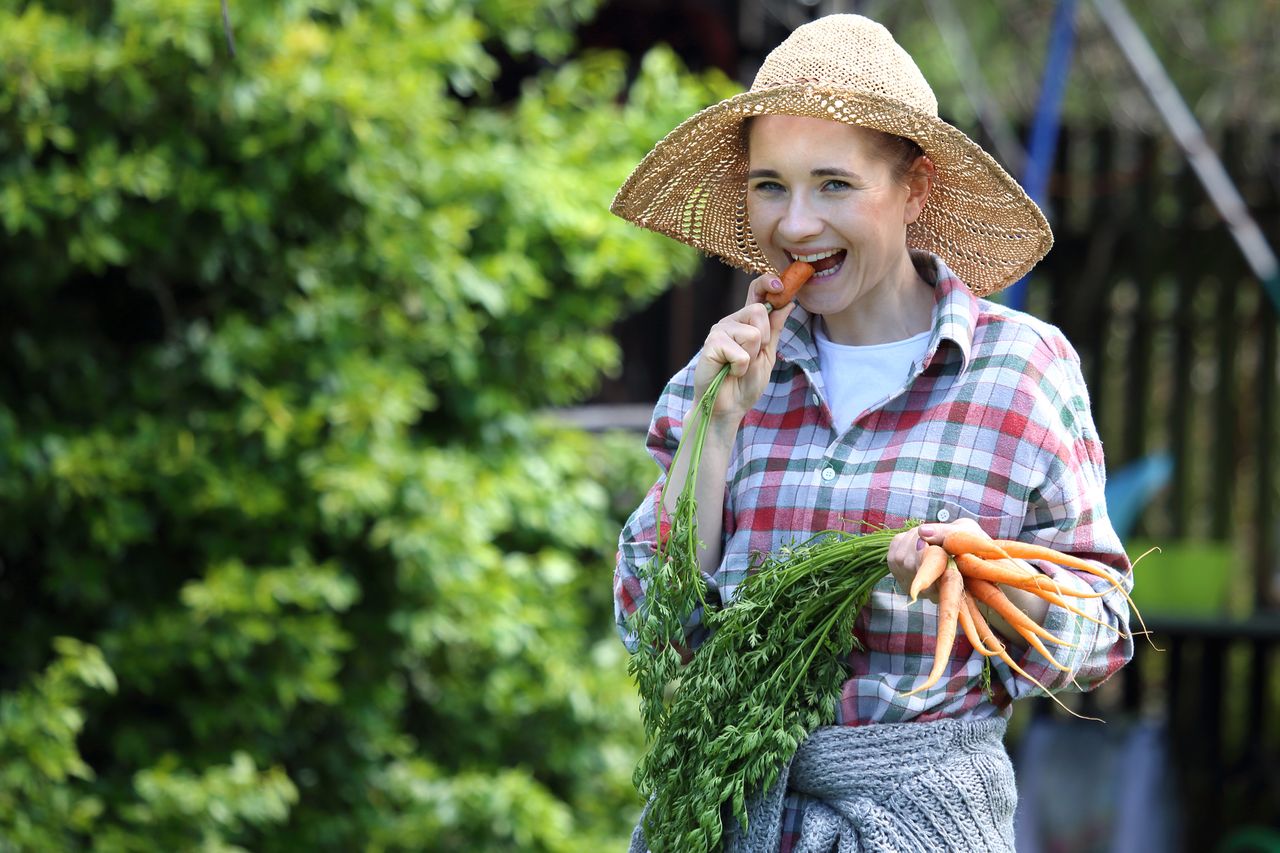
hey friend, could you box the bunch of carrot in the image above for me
[901,529,1145,709]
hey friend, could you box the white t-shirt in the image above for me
[814,321,932,432]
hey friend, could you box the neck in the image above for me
[820,252,936,345]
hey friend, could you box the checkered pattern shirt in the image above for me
[615,254,1133,847]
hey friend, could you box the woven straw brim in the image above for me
[611,84,1053,297]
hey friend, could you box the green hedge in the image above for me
[0,1,734,848]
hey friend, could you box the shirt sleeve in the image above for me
[991,340,1135,701]
[613,361,720,655]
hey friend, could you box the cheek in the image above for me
[745,197,771,230]
[745,203,784,250]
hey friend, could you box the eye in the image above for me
[821,178,852,192]
[749,179,785,195]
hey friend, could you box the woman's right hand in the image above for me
[693,273,797,421]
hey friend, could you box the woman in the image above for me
[612,14,1132,852]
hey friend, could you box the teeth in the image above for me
[789,249,843,263]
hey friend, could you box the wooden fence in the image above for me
[1031,126,1279,608]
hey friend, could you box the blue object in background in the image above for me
[1004,0,1078,312]
[1103,452,1174,541]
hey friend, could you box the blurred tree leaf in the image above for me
[0,0,725,848]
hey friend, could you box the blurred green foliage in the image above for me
[862,0,1280,129]
[0,0,735,848]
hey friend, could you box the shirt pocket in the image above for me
[855,486,1024,541]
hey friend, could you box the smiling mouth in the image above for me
[786,249,847,278]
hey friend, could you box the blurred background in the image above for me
[1,0,1277,850]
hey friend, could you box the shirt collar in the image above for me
[776,251,978,374]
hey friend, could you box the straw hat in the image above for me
[610,14,1052,296]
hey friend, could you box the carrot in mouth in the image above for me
[765,260,815,311]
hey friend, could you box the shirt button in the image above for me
[821,466,836,481]
[935,508,952,522]
[811,392,821,406]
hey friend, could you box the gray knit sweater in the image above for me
[630,717,1016,852]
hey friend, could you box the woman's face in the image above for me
[746,115,927,320]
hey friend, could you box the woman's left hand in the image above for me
[886,518,984,604]
[888,518,1051,644]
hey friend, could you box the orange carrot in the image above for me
[965,578,1074,672]
[902,563,964,697]
[991,539,1117,578]
[765,261,815,311]
[965,577,1074,649]
[908,544,950,602]
[954,553,1037,586]
[966,597,1102,723]
[954,553,1109,600]
[964,595,1003,653]
[958,593,999,657]
[1014,573,1110,599]
[992,538,1157,648]
[941,529,1011,561]
[1019,583,1129,637]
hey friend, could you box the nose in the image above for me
[777,193,822,243]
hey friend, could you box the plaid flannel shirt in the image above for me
[615,253,1133,846]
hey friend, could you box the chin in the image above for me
[796,294,835,316]
[798,283,859,318]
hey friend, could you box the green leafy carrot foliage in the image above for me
[635,529,902,852]
[623,364,912,852]
[626,365,730,739]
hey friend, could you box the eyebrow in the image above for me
[747,167,862,180]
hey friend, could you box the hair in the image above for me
[863,127,926,184]
[741,117,926,185]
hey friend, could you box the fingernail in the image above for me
[770,278,782,290]
[915,538,926,551]
[918,525,936,538]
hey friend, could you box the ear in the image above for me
[902,155,935,225]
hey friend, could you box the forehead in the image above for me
[746,115,878,163]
